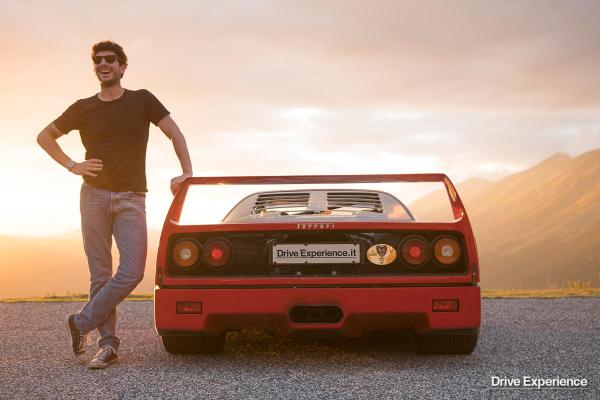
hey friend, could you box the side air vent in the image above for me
[251,192,310,215]
[327,192,383,213]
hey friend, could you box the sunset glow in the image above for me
[1,1,599,236]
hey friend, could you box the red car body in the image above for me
[154,174,480,354]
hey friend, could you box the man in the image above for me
[37,41,193,369]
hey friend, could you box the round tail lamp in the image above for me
[202,238,233,269]
[401,236,429,267]
[173,238,201,269]
[433,236,461,267]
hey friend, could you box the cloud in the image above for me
[2,0,600,235]
[136,0,600,110]
[565,128,600,155]
[6,1,600,111]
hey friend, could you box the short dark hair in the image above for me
[91,40,128,65]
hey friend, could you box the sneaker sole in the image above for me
[64,314,90,364]
[88,358,118,369]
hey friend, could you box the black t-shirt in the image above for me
[53,89,169,192]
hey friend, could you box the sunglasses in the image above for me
[92,55,118,64]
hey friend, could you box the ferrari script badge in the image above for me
[366,244,397,265]
[297,224,335,230]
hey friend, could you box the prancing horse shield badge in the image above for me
[367,244,397,265]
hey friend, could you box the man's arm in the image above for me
[36,123,103,177]
[157,115,193,195]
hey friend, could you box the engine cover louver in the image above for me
[326,191,383,213]
[251,192,310,215]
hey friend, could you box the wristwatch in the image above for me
[66,160,76,171]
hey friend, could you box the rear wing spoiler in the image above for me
[165,173,469,224]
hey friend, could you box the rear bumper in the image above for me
[154,285,480,337]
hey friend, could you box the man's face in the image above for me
[92,50,126,86]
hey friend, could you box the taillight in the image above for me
[176,301,203,314]
[401,236,429,267]
[202,238,233,269]
[433,236,461,267]
[172,238,201,269]
[432,299,459,312]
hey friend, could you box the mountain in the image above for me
[409,149,600,289]
[409,177,493,222]
[1,149,598,296]
[0,230,161,298]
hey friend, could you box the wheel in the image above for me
[161,334,225,354]
[417,333,478,354]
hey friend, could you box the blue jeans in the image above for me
[75,182,147,350]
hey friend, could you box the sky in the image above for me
[1,0,599,235]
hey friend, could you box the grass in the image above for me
[0,293,153,303]
[1,288,599,302]
[482,288,600,299]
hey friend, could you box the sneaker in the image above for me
[64,314,91,364]
[88,346,118,369]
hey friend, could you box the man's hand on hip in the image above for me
[70,159,103,177]
[170,172,192,195]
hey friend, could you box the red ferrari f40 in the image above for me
[154,174,480,354]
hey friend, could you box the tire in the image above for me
[161,334,225,354]
[417,333,478,354]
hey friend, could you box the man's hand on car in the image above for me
[170,172,193,195]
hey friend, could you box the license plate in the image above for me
[272,243,360,264]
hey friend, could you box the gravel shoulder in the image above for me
[0,299,598,400]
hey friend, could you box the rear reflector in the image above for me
[432,299,459,312]
[176,301,203,314]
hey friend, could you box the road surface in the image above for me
[0,299,598,399]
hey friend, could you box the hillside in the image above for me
[1,149,599,296]
[0,231,161,298]
[410,149,600,289]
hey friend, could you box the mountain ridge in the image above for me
[1,149,598,296]
[410,148,600,288]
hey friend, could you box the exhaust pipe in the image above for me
[290,306,343,324]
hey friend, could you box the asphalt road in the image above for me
[0,299,598,400]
